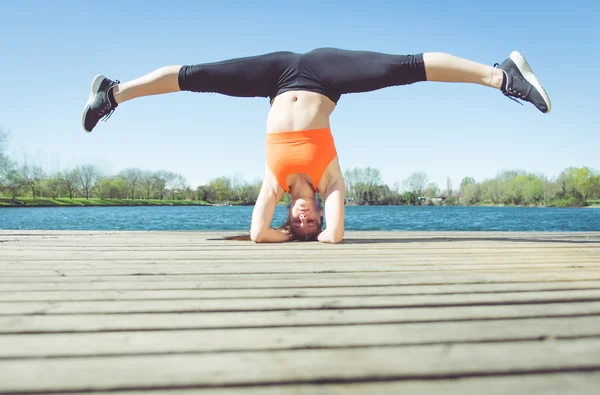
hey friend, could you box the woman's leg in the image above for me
[423,51,550,112]
[422,52,503,89]
[115,51,298,104]
[112,66,182,104]
[83,51,298,132]
[305,48,550,113]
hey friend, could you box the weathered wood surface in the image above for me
[1,230,600,394]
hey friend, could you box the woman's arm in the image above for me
[250,167,290,243]
[318,178,346,244]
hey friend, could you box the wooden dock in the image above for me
[1,230,600,394]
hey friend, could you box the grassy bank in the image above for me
[0,197,212,207]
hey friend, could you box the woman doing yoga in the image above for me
[82,48,551,243]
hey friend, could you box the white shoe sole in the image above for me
[81,74,106,133]
[509,51,552,114]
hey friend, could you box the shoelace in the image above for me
[99,80,120,122]
[493,64,524,106]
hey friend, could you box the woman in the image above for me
[82,48,551,243]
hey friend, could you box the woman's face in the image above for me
[289,198,322,238]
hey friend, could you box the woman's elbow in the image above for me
[250,228,262,243]
[321,230,344,244]
[331,233,344,244]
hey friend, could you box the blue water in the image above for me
[0,206,599,231]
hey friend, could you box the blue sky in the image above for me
[1,0,598,190]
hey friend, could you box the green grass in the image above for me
[0,197,211,207]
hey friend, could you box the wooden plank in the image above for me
[1,338,600,393]
[2,230,599,241]
[56,373,600,395]
[4,244,600,251]
[3,230,600,394]
[3,281,600,302]
[1,263,599,278]
[5,254,600,266]
[2,249,599,260]
[2,316,600,358]
[2,271,599,285]
[2,290,600,315]
[3,253,598,263]
[3,241,599,248]
[2,302,600,334]
[1,277,599,291]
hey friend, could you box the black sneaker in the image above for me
[495,51,551,114]
[82,74,120,133]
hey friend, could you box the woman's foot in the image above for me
[495,51,551,113]
[82,75,120,133]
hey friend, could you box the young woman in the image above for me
[82,48,551,243]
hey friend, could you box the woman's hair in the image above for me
[224,199,324,242]
[277,212,324,241]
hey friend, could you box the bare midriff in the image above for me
[266,91,336,134]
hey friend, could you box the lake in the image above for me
[1,206,599,231]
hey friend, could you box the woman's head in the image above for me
[281,196,324,241]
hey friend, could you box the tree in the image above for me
[445,177,453,196]
[461,182,482,205]
[154,170,171,200]
[196,185,215,202]
[401,191,418,205]
[120,168,143,199]
[572,167,599,204]
[0,127,12,185]
[169,174,187,200]
[78,164,102,199]
[482,178,503,204]
[237,183,260,204]
[19,161,44,199]
[46,171,65,198]
[95,176,126,199]
[425,182,440,198]
[4,169,24,198]
[343,168,360,201]
[61,168,80,199]
[392,181,405,194]
[140,171,157,199]
[210,176,232,202]
[460,177,476,192]
[342,167,382,204]
[406,172,428,197]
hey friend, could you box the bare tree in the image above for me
[363,167,382,201]
[19,161,45,199]
[446,177,453,196]
[62,168,80,199]
[154,171,171,200]
[406,172,428,197]
[140,171,157,199]
[120,168,143,199]
[0,127,13,185]
[343,168,359,200]
[46,170,65,198]
[392,181,405,194]
[78,164,102,199]
[170,174,187,200]
[343,167,382,203]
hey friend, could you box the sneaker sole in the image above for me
[509,51,552,114]
[81,74,105,133]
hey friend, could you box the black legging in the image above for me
[178,48,426,104]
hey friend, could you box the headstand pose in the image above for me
[82,48,551,243]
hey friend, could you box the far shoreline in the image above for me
[1,199,598,209]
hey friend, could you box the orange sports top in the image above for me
[266,128,338,193]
